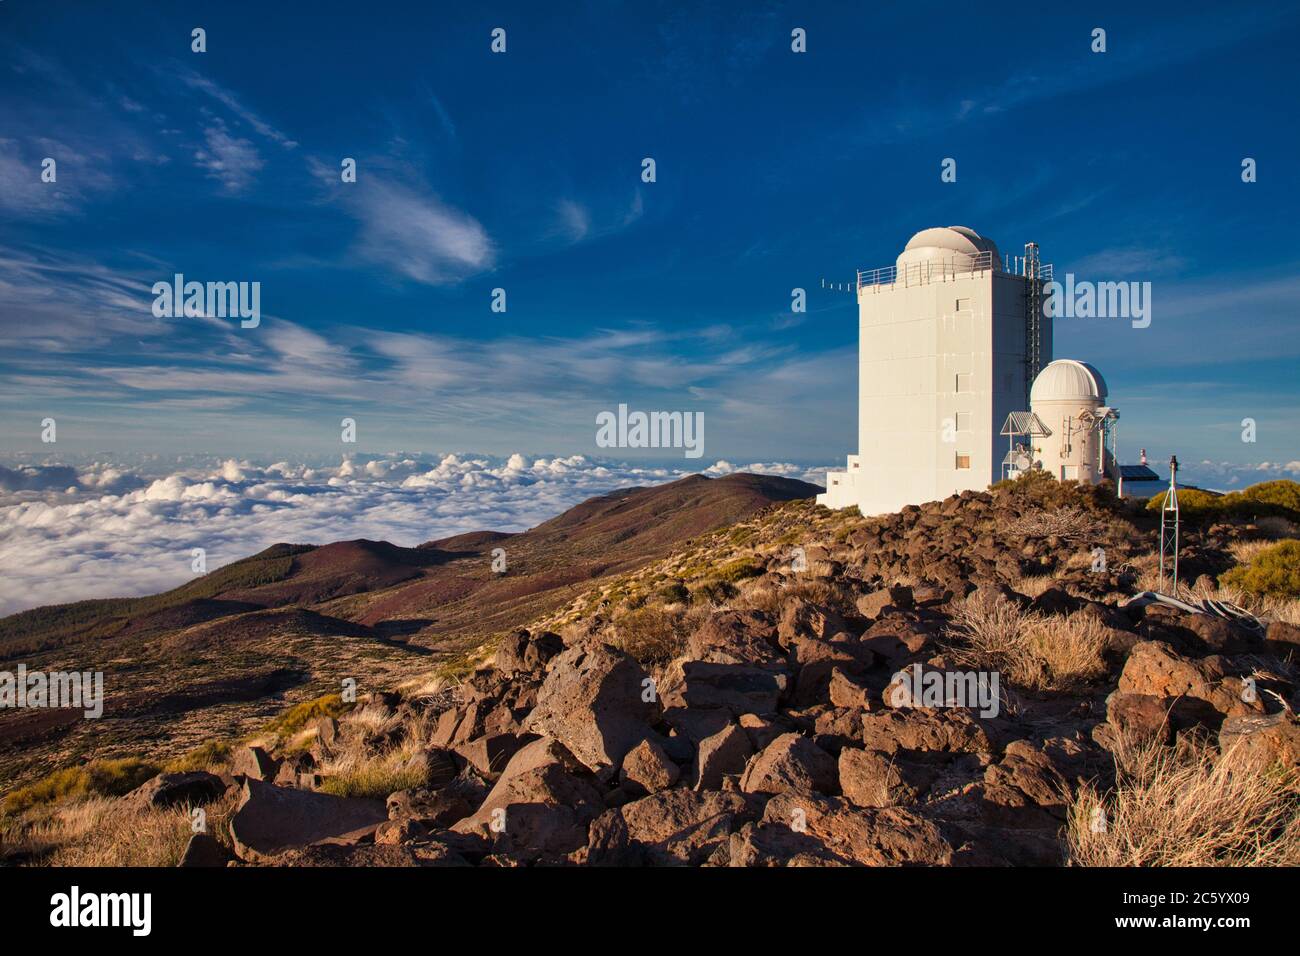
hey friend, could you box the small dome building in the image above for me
[1027,359,1116,483]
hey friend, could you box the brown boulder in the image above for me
[177,832,235,868]
[231,745,278,782]
[860,709,998,755]
[1118,641,1263,724]
[495,629,564,676]
[454,733,536,779]
[525,644,659,779]
[730,794,952,866]
[839,748,934,808]
[587,789,760,865]
[1219,712,1300,770]
[777,598,847,647]
[1105,692,1173,744]
[126,771,228,810]
[740,733,838,795]
[828,667,873,709]
[855,586,913,620]
[620,738,680,795]
[671,661,788,715]
[1266,621,1300,656]
[694,723,754,791]
[452,762,603,856]
[786,635,875,707]
[859,618,935,665]
[229,779,388,862]
[687,610,781,665]
[429,708,462,748]
[387,786,478,828]
[978,742,1069,829]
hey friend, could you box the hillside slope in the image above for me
[6,474,1297,868]
[0,473,820,790]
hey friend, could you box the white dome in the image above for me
[1030,359,1108,404]
[896,226,1000,273]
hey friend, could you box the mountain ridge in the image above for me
[0,472,821,790]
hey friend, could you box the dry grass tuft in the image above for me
[1230,538,1285,566]
[316,707,432,799]
[609,604,688,663]
[1007,506,1102,545]
[948,595,1110,691]
[1,758,159,817]
[3,787,240,867]
[1013,573,1057,598]
[1067,730,1300,866]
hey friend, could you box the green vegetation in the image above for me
[262,692,352,741]
[164,741,233,773]
[318,762,428,800]
[2,757,159,816]
[1146,480,1300,525]
[1238,480,1300,515]
[657,581,690,604]
[1220,540,1300,598]
[715,557,764,583]
[993,468,1119,513]
[690,579,737,605]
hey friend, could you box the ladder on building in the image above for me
[1023,242,1043,409]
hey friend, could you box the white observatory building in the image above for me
[819,226,1125,515]
[1021,359,1115,483]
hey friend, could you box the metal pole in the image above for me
[1158,455,1180,595]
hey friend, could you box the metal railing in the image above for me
[856,250,1053,291]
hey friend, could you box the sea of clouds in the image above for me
[2,453,1293,618]
[0,454,830,616]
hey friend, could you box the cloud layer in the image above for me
[0,454,828,616]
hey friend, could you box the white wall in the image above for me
[1031,398,1104,482]
[820,267,1045,515]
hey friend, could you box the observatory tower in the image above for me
[819,226,1053,515]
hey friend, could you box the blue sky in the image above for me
[2,0,1298,478]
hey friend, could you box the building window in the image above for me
[851,461,859,468]
[955,297,971,312]
[956,453,971,470]
[955,372,971,393]
[1063,465,1079,481]
[955,411,971,432]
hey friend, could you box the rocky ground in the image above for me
[0,473,816,791]
[8,474,1299,866]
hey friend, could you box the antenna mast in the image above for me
[1158,455,1180,595]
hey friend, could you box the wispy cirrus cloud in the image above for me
[0,244,161,349]
[305,157,495,285]
[1069,245,1189,277]
[547,192,644,247]
[193,121,264,193]
[178,69,298,150]
[353,179,494,284]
